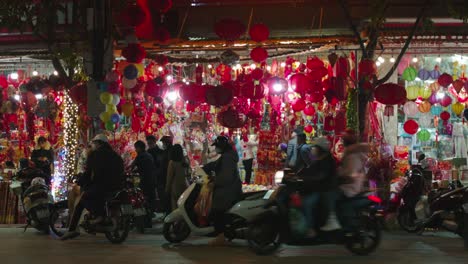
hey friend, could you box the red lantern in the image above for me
[439,94,452,107]
[121,4,146,27]
[306,56,324,70]
[154,54,169,66]
[205,85,233,107]
[374,83,406,105]
[336,56,350,78]
[179,83,207,103]
[308,89,324,103]
[403,120,419,135]
[289,73,311,95]
[148,0,173,13]
[307,67,328,81]
[216,64,232,82]
[121,43,146,63]
[146,80,164,98]
[154,27,170,43]
[218,108,247,128]
[241,82,265,99]
[292,98,306,112]
[214,18,246,41]
[304,125,313,133]
[266,76,288,95]
[251,68,264,80]
[334,111,346,134]
[358,59,377,77]
[438,73,453,88]
[223,80,242,97]
[250,47,268,63]
[249,23,270,42]
[453,79,464,93]
[330,77,347,101]
[440,111,450,121]
[304,105,316,116]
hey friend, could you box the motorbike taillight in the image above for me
[368,195,382,204]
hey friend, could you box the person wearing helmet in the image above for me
[61,134,124,240]
[203,135,243,246]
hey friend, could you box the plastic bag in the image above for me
[194,175,213,226]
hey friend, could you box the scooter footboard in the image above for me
[164,209,184,223]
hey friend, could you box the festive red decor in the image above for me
[121,4,146,27]
[336,56,350,78]
[289,73,311,95]
[403,119,419,135]
[328,53,338,67]
[307,66,328,81]
[214,18,246,41]
[304,125,313,133]
[330,77,347,101]
[306,57,324,70]
[154,54,169,65]
[249,23,270,42]
[251,68,264,80]
[374,83,406,105]
[179,83,207,103]
[205,85,233,107]
[145,80,165,98]
[148,0,173,13]
[439,94,452,107]
[303,105,316,116]
[216,64,232,82]
[69,83,87,106]
[122,43,146,63]
[440,111,450,121]
[358,59,377,77]
[250,47,268,63]
[438,73,453,88]
[453,79,464,93]
[266,76,288,95]
[154,27,170,43]
[0,75,7,88]
[292,98,306,112]
[242,82,265,99]
[218,108,246,128]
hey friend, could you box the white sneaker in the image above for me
[320,212,341,231]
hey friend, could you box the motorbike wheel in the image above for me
[163,220,191,243]
[134,216,145,234]
[105,216,131,244]
[49,207,68,237]
[398,207,424,233]
[345,215,381,256]
[247,219,281,255]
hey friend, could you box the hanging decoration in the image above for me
[418,101,431,113]
[417,129,431,141]
[374,83,406,105]
[403,101,419,117]
[403,119,419,135]
[249,23,270,42]
[402,66,417,81]
[438,73,453,88]
[63,91,79,179]
[250,47,268,63]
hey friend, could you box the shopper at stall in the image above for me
[166,144,189,210]
[30,136,54,186]
[241,134,258,184]
[286,127,303,169]
[158,135,173,215]
[203,135,243,246]
[295,132,313,172]
[132,140,157,227]
[61,134,124,240]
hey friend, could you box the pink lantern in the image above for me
[403,101,418,117]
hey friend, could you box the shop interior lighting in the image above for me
[207,64,213,69]
[167,91,178,102]
[273,83,284,92]
[412,57,418,63]
[13,94,20,101]
[280,62,286,68]
[236,64,242,70]
[32,70,38,76]
[10,72,18,80]
[390,56,396,63]
[266,65,272,71]
[53,70,58,76]
[166,75,173,82]
[182,78,186,83]
[158,66,164,72]
[35,94,43,99]
[378,56,385,63]
[436,89,445,99]
[376,61,381,67]
[250,63,257,70]
[436,55,442,63]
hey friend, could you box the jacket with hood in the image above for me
[204,148,243,211]
[339,143,369,197]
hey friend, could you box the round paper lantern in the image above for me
[307,67,328,81]
[205,85,233,106]
[251,68,264,80]
[304,125,313,134]
[404,101,419,117]
[452,102,465,116]
[358,59,377,77]
[428,92,438,105]
[289,73,311,94]
[403,119,419,135]
[438,73,453,88]
[453,79,464,93]
[249,23,269,42]
[121,102,134,117]
[440,111,450,121]
[402,66,417,81]
[214,18,246,41]
[439,94,452,107]
[417,129,431,142]
[267,76,288,95]
[120,3,146,27]
[430,69,441,80]
[149,0,173,13]
[307,56,325,70]
[242,82,265,99]
[430,105,443,116]
[418,101,431,113]
[429,81,439,92]
[406,85,420,100]
[122,78,137,89]
[123,64,138,79]
[418,69,431,81]
[121,43,146,63]
[418,86,432,99]
[374,83,406,105]
[419,113,432,127]
[250,47,268,63]
[292,98,306,112]
[99,92,113,104]
[179,83,207,103]
[303,105,316,116]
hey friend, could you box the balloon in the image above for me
[121,102,134,117]
[112,94,120,105]
[124,64,138,79]
[110,113,120,124]
[122,78,137,89]
[99,92,113,104]
[99,111,111,123]
[105,120,116,131]
[106,104,117,113]
[135,63,144,77]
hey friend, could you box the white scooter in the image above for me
[163,170,275,243]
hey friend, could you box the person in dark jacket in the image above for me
[203,135,243,245]
[146,135,163,212]
[295,133,313,173]
[61,134,124,240]
[132,140,157,227]
[16,158,48,191]
[158,136,173,215]
[30,136,54,186]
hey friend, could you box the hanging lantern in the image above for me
[430,68,441,79]
[292,98,306,112]
[330,77,347,101]
[402,66,417,81]
[303,104,316,116]
[458,88,468,103]
[242,82,265,99]
[419,113,432,127]
[218,107,247,128]
[249,23,270,42]
[220,49,240,65]
[417,129,431,142]
[358,59,377,77]
[205,85,234,107]
[428,92,439,105]
[289,73,311,95]
[418,69,431,81]
[453,79,465,93]
[374,83,406,105]
[403,101,419,117]
[406,85,420,100]
[418,101,431,113]
[336,56,350,78]
[439,94,452,107]
[250,46,268,63]
[429,81,440,92]
[430,105,443,116]
[121,3,146,27]
[440,111,450,121]
[418,86,432,99]
[307,56,325,70]
[403,119,419,135]
[251,68,264,80]
[438,73,453,88]
[452,102,465,116]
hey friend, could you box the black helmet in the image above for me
[211,135,230,149]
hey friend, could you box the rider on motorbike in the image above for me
[61,134,124,240]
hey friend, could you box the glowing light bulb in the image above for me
[376,61,381,67]
[208,64,213,69]
[13,94,20,101]
[167,91,178,101]
[378,56,385,63]
[182,78,186,82]
[35,94,43,99]
[53,70,58,76]
[158,66,164,72]
[266,65,272,71]
[166,75,173,81]
[236,64,242,70]
[32,70,38,76]
[250,64,256,70]
[280,62,286,68]
[436,56,442,63]
[10,72,18,80]
[390,57,396,63]
[273,83,284,92]
[412,57,418,63]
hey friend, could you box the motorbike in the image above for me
[163,174,270,243]
[125,171,149,233]
[397,166,468,246]
[246,177,383,256]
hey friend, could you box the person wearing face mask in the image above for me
[31,136,54,186]
[202,136,243,246]
[61,134,124,240]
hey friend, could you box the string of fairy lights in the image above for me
[63,91,79,180]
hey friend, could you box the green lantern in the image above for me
[402,66,417,82]
[417,129,431,142]
[105,120,116,131]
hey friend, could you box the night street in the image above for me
[1,227,468,264]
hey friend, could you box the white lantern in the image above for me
[403,101,419,117]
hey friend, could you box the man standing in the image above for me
[132,140,157,227]
[146,135,162,213]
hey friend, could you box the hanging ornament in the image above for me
[430,105,443,116]
[402,66,417,81]
[214,18,246,41]
[438,73,453,88]
[250,47,268,63]
[219,49,240,65]
[403,119,419,135]
[419,113,432,127]
[418,86,432,99]
[453,79,465,93]
[417,129,431,141]
[406,85,420,100]
[439,94,452,107]
[249,23,270,42]
[292,98,306,112]
[374,83,406,105]
[403,101,419,117]
[452,102,465,116]
[418,69,431,81]
[440,111,450,122]
[418,101,431,113]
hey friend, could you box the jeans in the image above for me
[242,159,253,184]
[302,193,320,229]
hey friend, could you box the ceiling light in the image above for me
[13,94,20,101]
[10,72,18,80]
[158,66,164,72]
[166,75,173,81]
[35,94,43,99]
[207,64,213,69]
[273,83,284,92]
[412,57,418,63]
[376,61,381,67]
[436,56,442,63]
[250,63,256,70]
[280,62,286,68]
[53,70,58,76]
[167,91,178,102]
[390,57,396,63]
[32,70,38,76]
[378,56,385,63]
[266,65,272,71]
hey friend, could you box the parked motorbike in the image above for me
[246,177,383,256]
[163,175,270,243]
[397,167,468,246]
[10,177,56,234]
[125,171,149,233]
